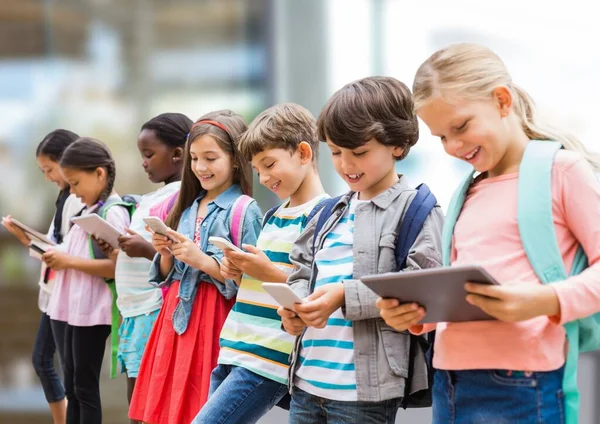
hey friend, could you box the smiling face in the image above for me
[327,138,403,200]
[416,85,529,178]
[189,134,234,197]
[36,154,68,190]
[251,145,313,201]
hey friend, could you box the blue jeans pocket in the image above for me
[489,370,538,387]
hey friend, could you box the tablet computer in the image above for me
[71,214,123,249]
[361,265,499,323]
[9,218,56,246]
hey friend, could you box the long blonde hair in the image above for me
[413,43,600,170]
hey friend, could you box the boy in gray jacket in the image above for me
[279,76,444,423]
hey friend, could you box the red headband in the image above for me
[189,119,232,141]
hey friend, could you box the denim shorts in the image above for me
[433,367,565,424]
[117,309,160,378]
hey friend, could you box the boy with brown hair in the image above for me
[193,103,328,424]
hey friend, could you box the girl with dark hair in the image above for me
[129,110,262,424]
[107,112,192,423]
[2,129,83,424]
[43,137,131,424]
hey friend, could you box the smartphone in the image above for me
[143,217,177,242]
[208,236,243,253]
[261,282,304,310]
[30,244,46,255]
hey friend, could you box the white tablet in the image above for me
[262,283,304,310]
[71,214,123,249]
[9,218,56,246]
[361,265,500,323]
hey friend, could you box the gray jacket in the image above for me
[287,177,444,402]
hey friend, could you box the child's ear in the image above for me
[492,85,513,118]
[173,147,184,164]
[297,141,313,165]
[96,167,106,180]
[392,147,404,159]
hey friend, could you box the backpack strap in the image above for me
[517,140,592,424]
[312,195,343,256]
[395,184,438,270]
[442,171,476,266]
[304,197,328,227]
[229,195,254,248]
[90,195,137,380]
[395,184,438,409]
[517,140,584,283]
[262,205,280,229]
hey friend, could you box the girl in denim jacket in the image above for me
[129,110,262,424]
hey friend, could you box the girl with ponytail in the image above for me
[377,43,600,423]
[44,137,131,424]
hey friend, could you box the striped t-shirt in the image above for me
[218,194,328,384]
[295,194,365,401]
[114,182,180,318]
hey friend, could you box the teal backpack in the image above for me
[89,195,140,379]
[443,140,600,424]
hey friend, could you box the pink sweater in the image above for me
[414,151,600,371]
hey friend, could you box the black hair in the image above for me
[140,113,193,147]
[60,137,116,203]
[35,129,80,162]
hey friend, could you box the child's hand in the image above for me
[376,298,426,331]
[42,250,72,271]
[293,283,345,329]
[223,245,286,283]
[465,282,560,322]
[220,257,242,282]
[118,229,154,259]
[1,216,31,246]
[278,306,307,336]
[168,229,205,268]
[149,227,173,258]
[94,236,117,260]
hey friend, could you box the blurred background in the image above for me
[1,0,599,423]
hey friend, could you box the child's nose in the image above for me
[446,137,464,154]
[259,172,269,186]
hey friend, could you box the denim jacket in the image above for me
[149,184,262,335]
[287,177,444,402]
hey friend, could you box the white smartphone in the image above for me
[208,236,243,253]
[143,217,177,242]
[261,282,304,310]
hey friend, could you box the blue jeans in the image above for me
[32,313,65,403]
[192,364,288,424]
[433,367,565,424]
[289,387,402,424]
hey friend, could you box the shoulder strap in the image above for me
[230,195,254,248]
[442,171,476,266]
[395,184,438,270]
[517,140,573,283]
[262,205,280,228]
[304,197,328,228]
[312,196,343,256]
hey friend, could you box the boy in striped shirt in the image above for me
[193,103,328,424]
